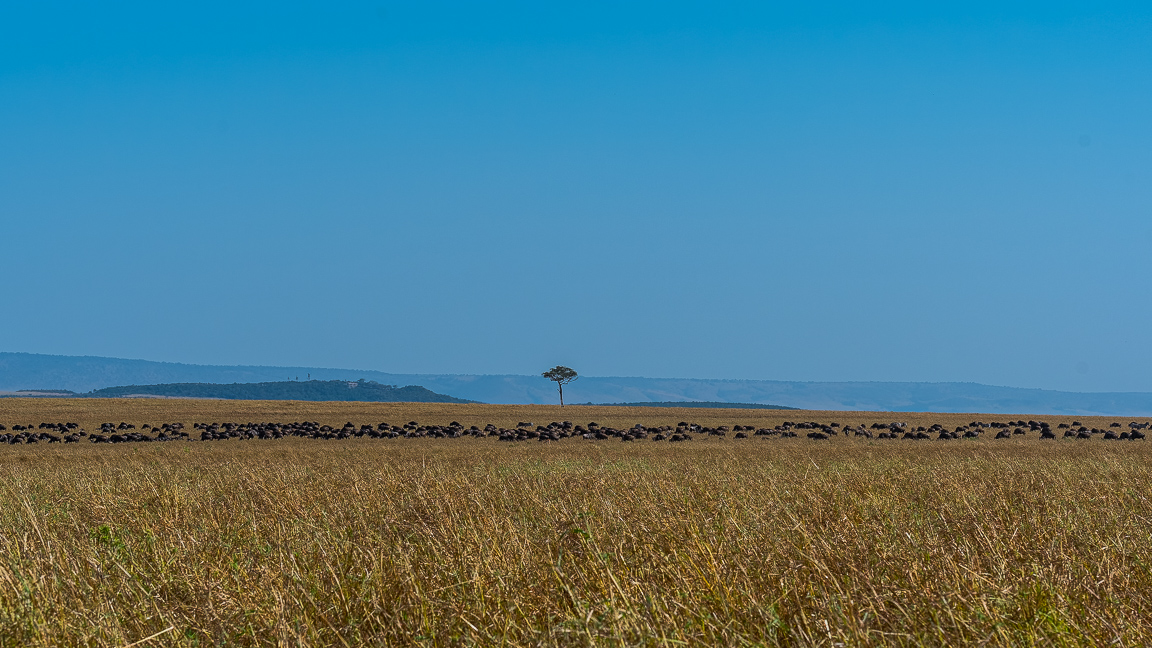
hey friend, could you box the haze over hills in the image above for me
[5,352,1152,415]
[86,380,475,403]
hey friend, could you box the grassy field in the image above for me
[1,399,1150,646]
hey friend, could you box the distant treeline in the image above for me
[87,380,477,403]
[583,401,797,410]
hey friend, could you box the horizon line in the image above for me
[2,351,1149,396]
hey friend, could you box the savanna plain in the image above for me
[0,399,1149,647]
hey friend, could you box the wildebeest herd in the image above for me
[0,421,190,444]
[0,417,1147,445]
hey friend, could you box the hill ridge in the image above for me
[85,379,476,403]
[6,352,1152,415]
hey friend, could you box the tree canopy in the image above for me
[542,366,578,406]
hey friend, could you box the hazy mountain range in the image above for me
[4,352,1152,416]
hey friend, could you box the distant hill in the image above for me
[585,401,797,410]
[8,352,1152,415]
[0,389,78,398]
[87,380,476,403]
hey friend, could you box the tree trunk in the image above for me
[558,383,564,407]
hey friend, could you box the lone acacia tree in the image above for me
[542,365,578,407]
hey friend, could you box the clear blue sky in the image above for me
[3,1,1151,392]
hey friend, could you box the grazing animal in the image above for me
[0,414,1135,452]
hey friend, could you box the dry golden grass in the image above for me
[1,399,1150,646]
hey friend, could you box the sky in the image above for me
[2,1,1151,392]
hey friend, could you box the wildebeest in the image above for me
[1,414,1146,451]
